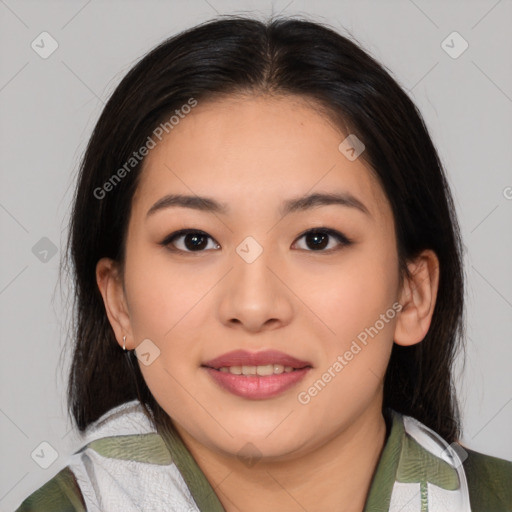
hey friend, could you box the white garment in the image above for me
[67,400,200,512]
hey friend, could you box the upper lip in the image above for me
[202,350,312,369]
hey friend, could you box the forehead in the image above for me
[133,94,390,221]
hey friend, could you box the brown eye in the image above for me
[293,229,352,252]
[162,230,220,252]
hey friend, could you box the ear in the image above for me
[394,249,440,347]
[96,257,133,350]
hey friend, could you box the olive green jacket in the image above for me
[14,401,512,511]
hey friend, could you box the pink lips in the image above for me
[202,350,312,400]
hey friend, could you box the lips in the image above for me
[202,349,312,370]
[202,350,312,400]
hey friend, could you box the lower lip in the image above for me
[203,367,311,399]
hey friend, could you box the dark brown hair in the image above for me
[64,15,465,442]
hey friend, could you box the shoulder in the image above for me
[380,410,512,512]
[13,466,86,512]
[13,401,201,511]
[13,400,164,511]
[463,447,512,511]
[13,432,184,512]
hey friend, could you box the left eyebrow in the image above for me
[280,191,370,217]
[146,191,371,218]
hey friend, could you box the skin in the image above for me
[97,94,439,512]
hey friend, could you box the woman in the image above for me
[15,15,511,512]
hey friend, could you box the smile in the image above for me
[202,350,312,399]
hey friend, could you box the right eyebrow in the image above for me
[146,194,229,218]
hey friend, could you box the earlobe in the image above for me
[96,257,133,350]
[394,250,440,347]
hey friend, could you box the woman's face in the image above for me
[110,94,403,460]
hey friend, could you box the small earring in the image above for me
[122,335,126,351]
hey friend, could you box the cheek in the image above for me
[299,236,399,350]
[123,246,216,392]
[296,297,395,430]
[123,245,211,340]
[294,235,398,409]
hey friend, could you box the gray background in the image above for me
[1,0,511,509]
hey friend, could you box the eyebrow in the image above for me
[146,191,370,218]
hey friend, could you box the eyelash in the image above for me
[160,228,353,254]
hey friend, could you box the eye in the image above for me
[161,227,352,254]
[161,229,220,253]
[293,228,352,252]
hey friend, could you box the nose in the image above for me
[217,242,294,333]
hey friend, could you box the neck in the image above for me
[174,400,388,512]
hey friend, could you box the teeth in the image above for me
[217,364,297,376]
[242,365,257,375]
[255,365,273,376]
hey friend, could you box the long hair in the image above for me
[65,15,464,442]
